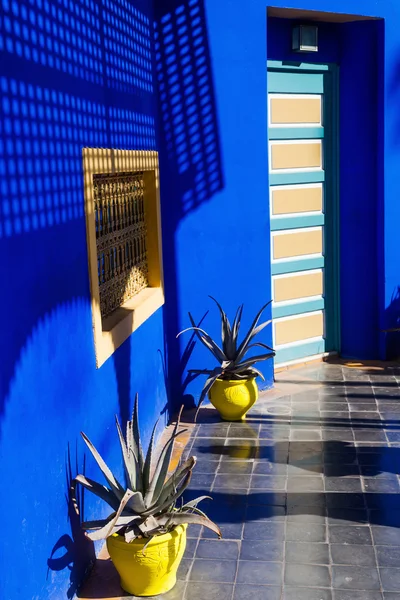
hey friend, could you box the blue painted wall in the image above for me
[2,0,400,598]
[0,0,169,598]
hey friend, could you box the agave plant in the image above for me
[72,395,221,543]
[178,297,275,409]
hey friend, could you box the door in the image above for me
[268,62,339,367]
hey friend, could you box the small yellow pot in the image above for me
[106,524,187,597]
[208,377,258,421]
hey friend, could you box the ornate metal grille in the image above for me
[93,171,149,318]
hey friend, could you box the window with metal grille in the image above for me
[83,149,164,368]
[94,171,149,318]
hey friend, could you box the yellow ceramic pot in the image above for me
[208,377,258,421]
[106,524,187,597]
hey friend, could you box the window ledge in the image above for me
[94,287,164,368]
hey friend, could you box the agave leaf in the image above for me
[195,367,224,419]
[231,304,244,350]
[132,393,145,474]
[143,418,159,493]
[235,352,275,371]
[235,302,273,363]
[124,527,138,543]
[247,366,266,381]
[80,433,124,499]
[246,341,275,353]
[152,457,197,511]
[184,505,210,520]
[138,515,159,535]
[144,413,185,507]
[142,471,193,521]
[82,514,138,531]
[208,296,233,357]
[115,415,136,491]
[181,495,212,509]
[74,474,121,511]
[181,313,227,363]
[85,489,135,541]
[124,491,146,513]
[161,512,222,538]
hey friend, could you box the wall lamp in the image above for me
[292,24,319,52]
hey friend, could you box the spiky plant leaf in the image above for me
[115,415,136,491]
[235,301,272,362]
[209,296,233,357]
[231,304,243,349]
[144,412,185,508]
[234,352,275,372]
[85,489,135,541]
[142,418,159,492]
[80,433,124,499]
[195,366,223,418]
[73,475,121,511]
[160,512,222,538]
[151,456,196,511]
[181,495,212,509]
[132,393,145,473]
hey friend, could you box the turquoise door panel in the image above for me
[268,62,340,365]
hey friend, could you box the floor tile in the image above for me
[195,539,239,560]
[332,565,380,590]
[333,590,383,600]
[325,477,362,492]
[283,588,332,600]
[286,522,326,542]
[218,461,253,474]
[233,584,282,600]
[372,526,400,545]
[287,476,324,492]
[376,546,400,567]
[240,540,284,562]
[184,582,234,600]
[250,475,287,490]
[214,474,251,489]
[327,507,368,525]
[253,461,288,476]
[329,525,373,545]
[330,543,376,566]
[189,559,237,582]
[284,563,331,587]
[285,541,329,564]
[246,504,285,522]
[381,569,400,592]
[363,477,400,493]
[236,560,283,585]
[243,521,285,541]
[177,559,193,580]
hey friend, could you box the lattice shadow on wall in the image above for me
[154,0,224,215]
[0,0,157,240]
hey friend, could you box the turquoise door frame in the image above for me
[268,61,341,364]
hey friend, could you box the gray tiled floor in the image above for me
[172,363,400,600]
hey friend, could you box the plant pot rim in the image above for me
[107,523,187,548]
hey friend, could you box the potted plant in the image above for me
[178,297,275,421]
[72,396,220,597]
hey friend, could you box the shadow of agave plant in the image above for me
[47,444,95,599]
